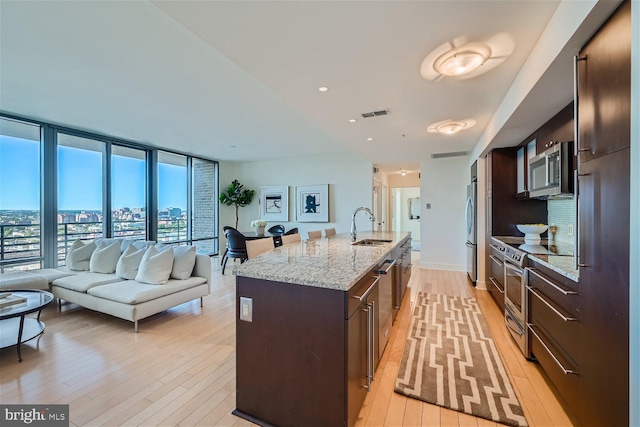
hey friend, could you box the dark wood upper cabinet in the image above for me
[487,148,547,237]
[536,102,574,154]
[577,0,631,163]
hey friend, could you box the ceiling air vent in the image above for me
[431,151,469,159]
[361,110,389,118]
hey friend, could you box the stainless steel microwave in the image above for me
[528,141,574,199]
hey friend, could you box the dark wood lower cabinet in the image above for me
[235,276,346,427]
[488,246,505,311]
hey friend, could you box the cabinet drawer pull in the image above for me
[489,255,504,267]
[376,260,396,274]
[489,277,504,294]
[527,286,576,322]
[527,268,578,295]
[351,277,380,302]
[528,324,578,375]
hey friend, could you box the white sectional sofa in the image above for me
[0,238,211,332]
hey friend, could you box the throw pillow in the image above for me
[135,245,174,285]
[115,244,147,280]
[169,246,197,280]
[90,240,122,274]
[66,239,97,271]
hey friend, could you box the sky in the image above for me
[0,135,187,211]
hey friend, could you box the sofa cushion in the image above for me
[135,246,174,285]
[87,276,207,304]
[0,271,49,291]
[170,246,196,280]
[115,244,146,280]
[90,240,122,274]
[32,268,76,283]
[52,272,121,292]
[66,240,97,271]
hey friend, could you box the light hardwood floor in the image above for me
[0,254,578,426]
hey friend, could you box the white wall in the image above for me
[419,156,468,271]
[220,152,373,241]
[392,187,420,239]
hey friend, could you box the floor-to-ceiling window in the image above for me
[0,113,219,268]
[111,145,147,240]
[0,118,42,272]
[157,151,188,243]
[56,133,104,265]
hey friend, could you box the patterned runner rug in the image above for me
[394,293,528,427]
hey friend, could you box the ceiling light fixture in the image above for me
[401,170,406,176]
[366,137,373,141]
[349,119,357,123]
[420,34,515,81]
[433,45,490,77]
[427,119,477,135]
[318,86,329,92]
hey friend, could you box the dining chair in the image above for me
[324,227,336,237]
[281,233,301,245]
[220,225,233,266]
[284,227,298,235]
[246,237,275,259]
[222,228,248,274]
[267,224,286,235]
[307,230,322,239]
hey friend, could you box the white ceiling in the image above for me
[0,1,612,174]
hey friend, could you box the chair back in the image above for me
[324,228,336,237]
[281,233,301,245]
[284,227,298,235]
[307,230,322,239]
[267,225,286,235]
[225,228,247,255]
[246,237,275,259]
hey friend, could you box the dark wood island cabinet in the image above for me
[233,232,411,427]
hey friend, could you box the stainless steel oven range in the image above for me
[499,242,529,356]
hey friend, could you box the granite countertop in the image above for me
[492,236,579,282]
[234,231,410,291]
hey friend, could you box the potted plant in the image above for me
[219,179,255,229]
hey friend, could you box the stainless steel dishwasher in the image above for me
[375,259,395,358]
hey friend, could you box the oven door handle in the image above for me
[504,262,524,275]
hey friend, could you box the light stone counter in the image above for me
[234,231,411,291]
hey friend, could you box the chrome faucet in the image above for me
[351,207,376,242]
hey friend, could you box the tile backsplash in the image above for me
[548,198,576,245]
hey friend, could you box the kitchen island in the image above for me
[233,231,411,427]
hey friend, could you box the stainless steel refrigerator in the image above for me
[465,181,477,283]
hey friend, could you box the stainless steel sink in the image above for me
[351,239,393,246]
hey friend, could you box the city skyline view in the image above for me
[1,134,189,212]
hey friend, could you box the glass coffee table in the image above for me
[0,289,54,362]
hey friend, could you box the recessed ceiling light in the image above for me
[349,119,357,123]
[318,86,329,92]
[367,137,373,141]
[427,119,477,135]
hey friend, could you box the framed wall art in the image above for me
[259,186,289,221]
[296,184,329,222]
